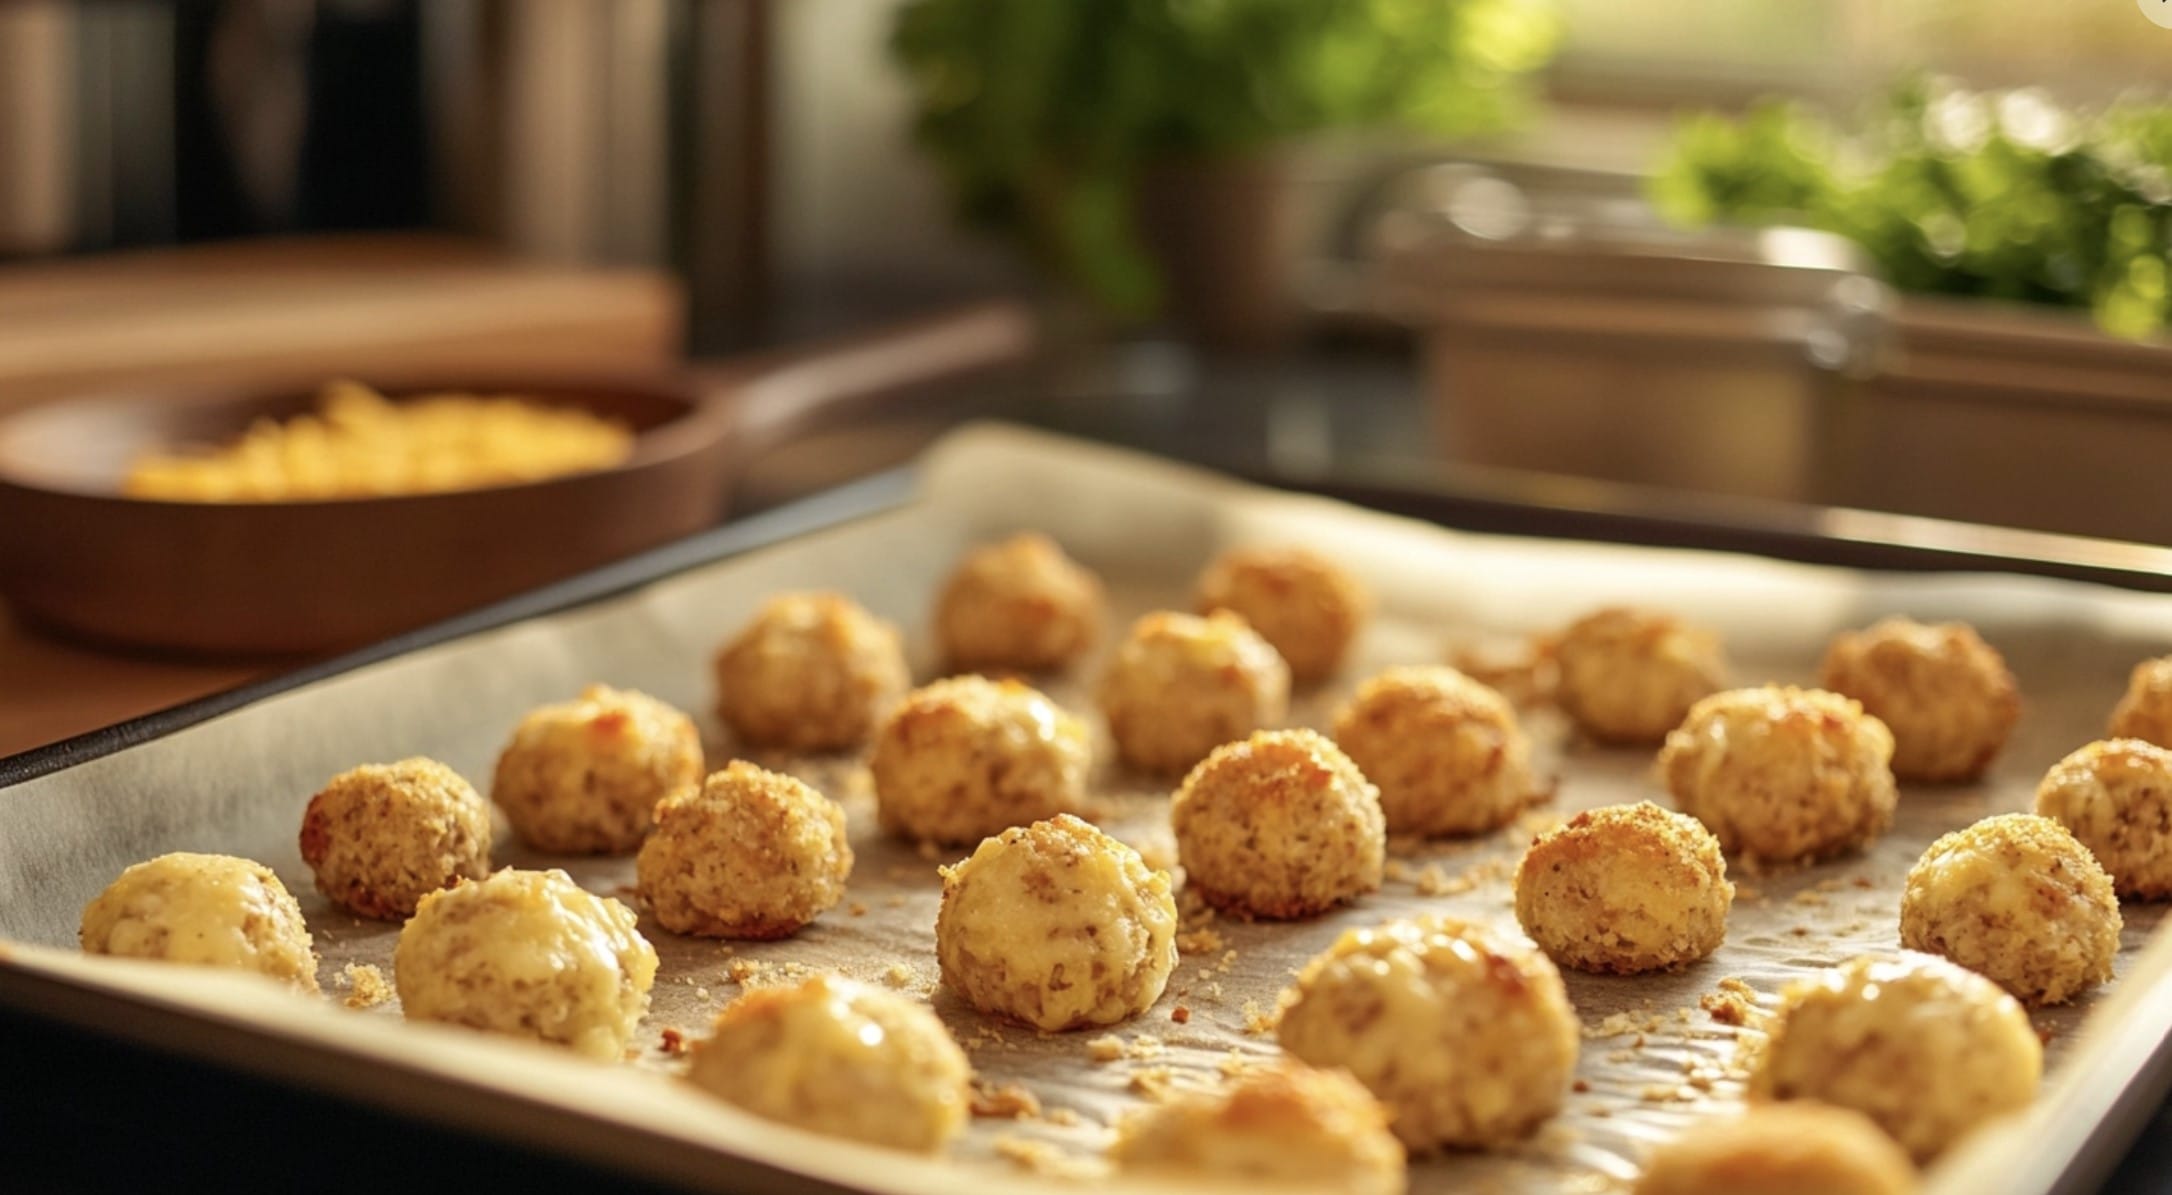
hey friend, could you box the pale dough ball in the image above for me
[492,684,704,854]
[1819,617,2019,783]
[1657,686,1898,865]
[1112,1061,1406,1195]
[2034,738,2172,898]
[1633,1104,1917,1195]
[935,532,1104,672]
[2108,656,2172,747]
[80,852,319,993]
[1514,801,1733,975]
[1276,916,1579,1152]
[936,814,1178,1031]
[1195,545,1369,684]
[1098,610,1290,775]
[870,675,1090,845]
[394,868,657,1060]
[1554,606,1728,745]
[1172,729,1385,919]
[686,974,972,1153]
[636,761,852,939]
[1901,812,2120,1006]
[1332,665,1538,837]
[300,757,492,920]
[713,591,909,752]
[1752,953,2040,1161]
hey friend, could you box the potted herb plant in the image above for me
[890,0,1558,348]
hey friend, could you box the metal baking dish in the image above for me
[3,425,2170,1194]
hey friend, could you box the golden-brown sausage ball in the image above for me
[1513,802,1733,974]
[1752,953,2040,1162]
[935,532,1104,672]
[2034,738,2172,899]
[1195,545,1369,684]
[394,868,657,1059]
[1554,607,1728,745]
[636,762,852,939]
[299,757,491,920]
[713,592,909,752]
[1818,618,2019,783]
[1632,1104,1917,1195]
[491,684,703,854]
[1332,665,1538,837]
[1900,813,2119,1006]
[870,675,1089,845]
[686,975,973,1153]
[1098,610,1290,775]
[1111,1061,1406,1195]
[1276,916,1579,1152]
[1657,686,1898,865]
[2108,656,2172,747]
[1172,729,1385,920]
[935,814,1177,1031]
[80,852,319,993]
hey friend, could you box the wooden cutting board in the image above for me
[0,233,684,410]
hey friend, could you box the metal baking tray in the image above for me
[3,424,2170,1194]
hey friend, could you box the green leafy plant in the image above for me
[892,0,1559,317]
[1653,79,2172,339]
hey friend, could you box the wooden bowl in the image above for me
[0,304,1036,657]
[0,377,735,656]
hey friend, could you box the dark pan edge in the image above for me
[0,468,916,789]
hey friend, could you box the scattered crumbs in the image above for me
[724,958,816,988]
[1129,1034,1164,1058]
[882,962,917,989]
[1241,1000,1275,1036]
[1571,1079,1591,1093]
[1789,888,1830,908]
[1216,950,1239,975]
[1591,1107,1613,1119]
[1416,855,1514,897]
[1606,1049,1636,1065]
[1639,1084,1703,1105]
[848,902,869,918]
[1583,1011,1648,1040]
[971,1081,1042,1120]
[1700,978,1758,1027]
[1087,1035,1126,1063]
[1171,1005,1192,1025]
[695,986,711,1002]
[339,963,391,1010]
[1215,1051,1253,1078]
[659,1027,689,1057]
[993,1135,1086,1177]
[1384,859,1413,884]
[1413,863,1451,895]
[1850,874,1876,889]
[1046,1107,1082,1127]
[1128,1066,1174,1100]
[1789,925,1812,937]
[1177,927,1225,956]
[1203,981,1224,1003]
[1195,969,1215,985]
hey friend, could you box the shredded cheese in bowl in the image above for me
[123,381,635,501]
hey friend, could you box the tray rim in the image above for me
[7,420,2172,1193]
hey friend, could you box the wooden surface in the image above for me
[0,603,260,757]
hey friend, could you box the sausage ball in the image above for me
[935,532,1104,672]
[1553,607,1729,745]
[1332,665,1539,837]
[1514,802,1733,974]
[686,975,972,1153]
[80,852,319,993]
[1172,729,1385,920]
[1901,813,2120,1006]
[636,762,852,939]
[1098,610,1290,775]
[491,684,703,854]
[935,814,1178,1031]
[394,868,657,1060]
[1632,1104,1917,1195]
[1111,1061,1406,1195]
[1276,916,1579,1152]
[870,675,1090,845]
[299,757,492,920]
[713,592,909,752]
[1818,617,2020,783]
[1752,953,2040,1162]
[2108,656,2172,747]
[2034,738,2172,898]
[1657,686,1898,865]
[1194,545,1369,684]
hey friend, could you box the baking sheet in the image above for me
[5,422,2172,1193]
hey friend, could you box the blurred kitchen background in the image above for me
[5,0,2172,746]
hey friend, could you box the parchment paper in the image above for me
[5,423,2170,1193]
